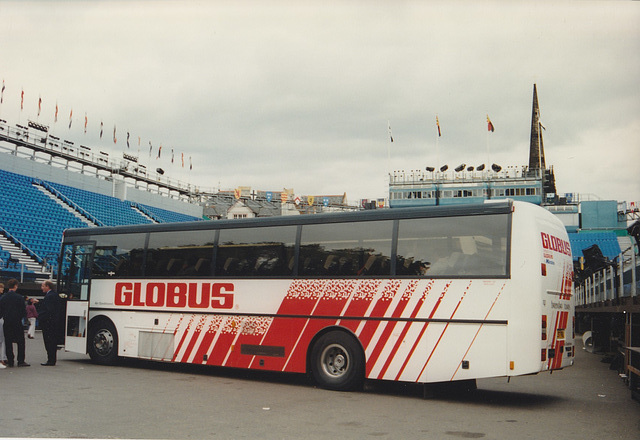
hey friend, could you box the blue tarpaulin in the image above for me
[568,232,621,261]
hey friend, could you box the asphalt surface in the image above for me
[0,333,638,439]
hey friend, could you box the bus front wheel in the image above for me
[88,319,119,365]
[310,330,364,391]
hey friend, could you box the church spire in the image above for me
[528,84,546,172]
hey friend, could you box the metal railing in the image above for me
[0,225,44,265]
[35,179,103,226]
[0,119,212,200]
[389,166,544,185]
[575,247,638,307]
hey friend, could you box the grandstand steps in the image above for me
[131,205,159,223]
[33,183,96,227]
[0,233,46,275]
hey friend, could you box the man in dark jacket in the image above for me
[0,278,30,367]
[39,280,62,366]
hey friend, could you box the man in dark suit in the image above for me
[39,280,62,366]
[0,278,30,367]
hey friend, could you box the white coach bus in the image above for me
[58,200,574,391]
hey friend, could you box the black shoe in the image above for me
[17,362,30,367]
[41,362,55,366]
[7,363,14,368]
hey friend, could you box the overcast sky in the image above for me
[0,1,638,205]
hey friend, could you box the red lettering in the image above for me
[133,283,144,306]
[146,283,165,307]
[113,282,235,309]
[541,232,550,249]
[541,232,571,256]
[212,283,234,309]
[115,282,133,306]
[188,282,210,308]
[167,283,187,307]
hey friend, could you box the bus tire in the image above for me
[310,330,364,391]
[87,319,119,365]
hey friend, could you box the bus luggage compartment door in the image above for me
[65,300,88,354]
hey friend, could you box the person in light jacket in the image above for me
[26,297,38,339]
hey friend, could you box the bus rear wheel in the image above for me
[88,319,119,365]
[310,331,364,391]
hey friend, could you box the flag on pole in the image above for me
[189,156,192,170]
[487,115,495,132]
[55,103,58,123]
[126,131,130,148]
[38,96,42,117]
[157,144,162,159]
[171,148,174,163]
[100,121,103,138]
[68,109,73,129]
[387,121,394,142]
[1,80,5,104]
[84,113,88,134]
[113,124,117,144]
[181,152,184,168]
[436,115,441,137]
[21,89,24,110]
[149,141,152,157]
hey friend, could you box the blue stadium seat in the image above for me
[0,168,203,273]
[137,203,201,223]
[47,182,153,227]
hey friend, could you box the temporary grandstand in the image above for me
[0,127,204,285]
[0,118,358,288]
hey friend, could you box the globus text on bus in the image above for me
[540,232,571,256]
[114,282,234,309]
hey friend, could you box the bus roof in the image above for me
[63,200,514,238]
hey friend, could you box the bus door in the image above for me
[59,242,94,354]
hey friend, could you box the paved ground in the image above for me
[1,333,638,439]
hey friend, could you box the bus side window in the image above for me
[145,230,215,278]
[396,214,508,278]
[91,233,147,278]
[299,220,392,277]
[216,226,296,277]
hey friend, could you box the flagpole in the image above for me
[387,119,392,181]
[486,128,490,168]
[436,130,439,174]
[19,87,23,124]
[486,114,492,169]
[435,115,441,179]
